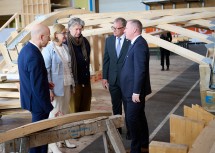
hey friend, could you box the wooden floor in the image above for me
[0,44,207,152]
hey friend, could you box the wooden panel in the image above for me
[184,105,214,125]
[188,120,215,153]
[170,114,205,148]
[0,0,22,15]
[150,141,188,153]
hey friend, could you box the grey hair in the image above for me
[128,19,143,33]
[114,17,127,27]
[68,17,85,29]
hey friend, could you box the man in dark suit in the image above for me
[121,19,151,153]
[18,24,53,153]
[102,17,130,134]
[160,31,172,71]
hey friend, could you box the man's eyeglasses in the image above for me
[111,26,124,31]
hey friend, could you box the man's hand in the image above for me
[102,79,109,90]
[132,94,140,103]
[49,82,55,90]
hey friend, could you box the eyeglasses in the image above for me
[111,26,124,31]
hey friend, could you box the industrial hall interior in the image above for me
[1,0,215,153]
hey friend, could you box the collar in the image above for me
[116,34,125,40]
[29,40,41,52]
[131,35,141,45]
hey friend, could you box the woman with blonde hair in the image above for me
[42,23,76,153]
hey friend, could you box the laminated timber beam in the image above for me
[184,19,214,29]
[157,24,213,44]
[142,33,207,65]
[1,115,125,153]
[142,11,215,28]
[0,111,112,143]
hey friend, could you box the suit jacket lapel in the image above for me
[122,37,141,65]
[111,36,118,59]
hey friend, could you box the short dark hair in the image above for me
[114,17,127,27]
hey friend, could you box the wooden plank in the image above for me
[184,105,214,125]
[2,116,123,152]
[0,83,19,89]
[149,141,188,153]
[209,142,215,153]
[0,98,20,109]
[188,120,215,153]
[106,120,126,153]
[0,91,19,98]
[185,19,214,29]
[142,11,215,28]
[0,111,112,143]
[170,114,205,148]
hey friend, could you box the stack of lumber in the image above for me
[149,104,215,153]
[0,73,21,116]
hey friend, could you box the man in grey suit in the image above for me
[102,17,130,134]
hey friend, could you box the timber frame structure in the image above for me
[0,7,215,114]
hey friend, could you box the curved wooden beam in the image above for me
[0,111,112,143]
[157,24,212,44]
[142,33,207,65]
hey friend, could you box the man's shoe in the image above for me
[126,148,149,153]
[141,147,149,153]
[161,67,164,71]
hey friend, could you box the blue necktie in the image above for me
[116,37,121,58]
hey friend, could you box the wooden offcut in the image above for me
[149,141,188,153]
[188,120,215,153]
[170,114,205,148]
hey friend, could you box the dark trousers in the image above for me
[70,84,92,113]
[160,49,170,67]
[124,96,149,153]
[109,84,126,115]
[109,83,128,134]
[30,112,50,153]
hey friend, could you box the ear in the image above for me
[133,27,137,33]
[40,34,44,41]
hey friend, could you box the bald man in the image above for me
[121,20,151,153]
[18,24,53,153]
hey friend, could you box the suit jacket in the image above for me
[42,41,71,96]
[103,35,130,85]
[18,42,53,113]
[120,36,151,97]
